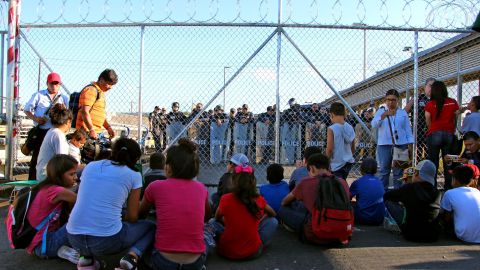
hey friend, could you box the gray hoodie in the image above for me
[329,122,356,171]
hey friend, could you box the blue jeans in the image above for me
[427,131,453,188]
[34,224,70,258]
[333,162,353,180]
[150,250,206,270]
[377,145,405,190]
[277,201,309,232]
[68,220,155,258]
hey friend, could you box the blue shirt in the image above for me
[350,174,385,223]
[371,107,414,146]
[24,89,69,130]
[259,181,290,212]
[461,112,480,136]
[289,166,309,190]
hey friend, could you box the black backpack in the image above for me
[70,84,101,128]
[6,187,59,250]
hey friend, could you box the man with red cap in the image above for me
[24,72,70,180]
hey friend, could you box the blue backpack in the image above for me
[69,84,101,128]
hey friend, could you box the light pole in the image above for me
[223,66,230,109]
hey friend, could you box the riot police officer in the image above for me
[166,102,187,145]
[210,105,229,164]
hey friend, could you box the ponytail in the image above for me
[110,137,141,171]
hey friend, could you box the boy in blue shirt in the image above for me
[260,163,290,212]
[350,157,385,225]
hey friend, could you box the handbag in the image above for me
[386,114,411,169]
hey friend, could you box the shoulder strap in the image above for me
[386,115,396,146]
[43,94,63,116]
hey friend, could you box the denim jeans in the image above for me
[377,144,405,190]
[277,201,309,232]
[427,131,454,188]
[67,220,155,258]
[332,162,353,180]
[34,224,70,258]
[150,250,206,270]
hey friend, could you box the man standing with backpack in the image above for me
[24,72,69,180]
[280,153,353,245]
[74,69,117,139]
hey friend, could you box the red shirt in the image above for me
[217,193,266,259]
[144,178,208,253]
[425,98,459,135]
[292,174,350,244]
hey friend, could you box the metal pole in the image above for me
[0,32,5,114]
[138,26,145,144]
[456,51,463,130]
[282,30,372,137]
[37,58,41,91]
[363,29,366,81]
[274,0,282,163]
[412,31,419,166]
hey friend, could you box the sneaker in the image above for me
[281,221,295,233]
[77,257,103,270]
[57,245,80,264]
[204,224,217,248]
[119,254,138,270]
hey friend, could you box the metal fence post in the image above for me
[138,25,145,144]
[1,32,5,115]
[456,51,463,130]
[274,0,283,163]
[412,31,419,166]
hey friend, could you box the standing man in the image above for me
[305,103,328,152]
[24,72,69,180]
[149,106,163,151]
[166,102,187,145]
[281,98,303,164]
[76,69,117,140]
[210,105,229,164]
[234,104,254,156]
[404,78,435,160]
[257,106,276,163]
[189,103,210,161]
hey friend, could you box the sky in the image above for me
[1,0,478,116]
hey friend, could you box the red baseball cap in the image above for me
[47,72,62,84]
[465,164,480,179]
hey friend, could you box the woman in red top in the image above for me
[425,80,459,189]
[205,164,278,260]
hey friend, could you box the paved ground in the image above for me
[1,206,480,270]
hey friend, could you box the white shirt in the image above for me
[68,142,81,163]
[36,128,69,181]
[441,187,480,243]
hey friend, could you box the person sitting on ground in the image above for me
[326,102,355,180]
[24,154,79,264]
[288,146,322,191]
[210,153,249,212]
[280,154,351,245]
[384,160,441,242]
[440,165,480,243]
[139,139,211,270]
[68,129,87,163]
[36,104,72,182]
[205,163,278,260]
[349,157,385,225]
[67,138,155,270]
[260,163,290,213]
[143,152,167,189]
[444,131,480,189]
[461,96,480,136]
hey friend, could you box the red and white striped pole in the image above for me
[6,0,21,180]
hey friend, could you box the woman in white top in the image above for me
[36,104,71,181]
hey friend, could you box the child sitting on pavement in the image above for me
[68,129,87,163]
[441,165,480,243]
[143,152,167,189]
[349,157,385,225]
[260,163,289,213]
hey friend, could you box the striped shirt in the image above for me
[75,82,106,133]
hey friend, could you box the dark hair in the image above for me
[150,152,165,170]
[49,103,72,126]
[463,131,479,141]
[266,163,284,184]
[34,154,78,191]
[471,96,480,111]
[453,165,474,186]
[71,129,87,141]
[329,102,346,116]
[98,69,118,84]
[385,89,400,98]
[166,138,199,179]
[360,157,377,175]
[110,137,141,171]
[232,171,260,218]
[430,81,448,118]
[304,146,322,161]
[306,153,330,170]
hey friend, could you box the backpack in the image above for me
[311,174,354,243]
[69,84,101,128]
[5,187,59,253]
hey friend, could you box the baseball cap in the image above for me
[230,153,249,166]
[287,98,296,106]
[242,104,248,109]
[154,106,160,110]
[215,104,223,111]
[415,160,437,186]
[172,102,179,108]
[47,72,62,84]
[465,164,480,179]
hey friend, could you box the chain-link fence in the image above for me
[2,0,479,188]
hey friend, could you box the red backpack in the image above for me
[311,174,354,244]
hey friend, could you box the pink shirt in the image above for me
[144,178,208,253]
[26,185,65,253]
